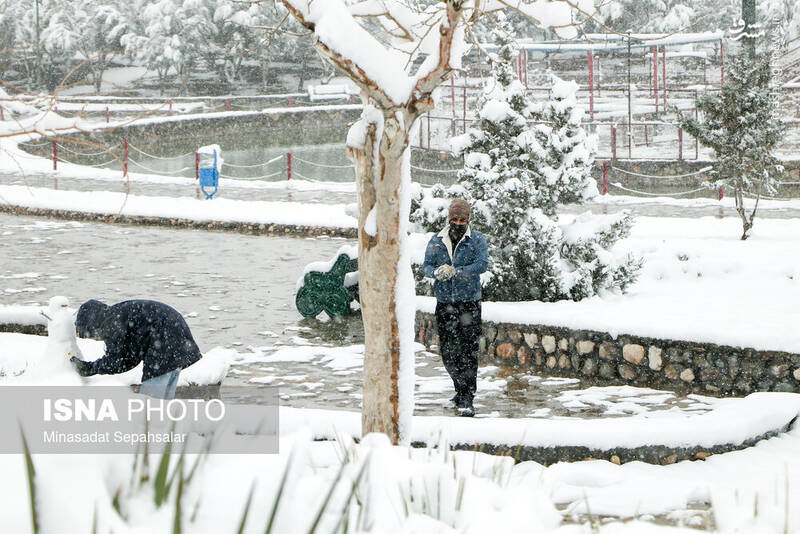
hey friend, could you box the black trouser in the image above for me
[435,300,481,401]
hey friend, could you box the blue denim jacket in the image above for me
[422,225,488,303]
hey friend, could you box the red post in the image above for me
[662,46,667,111]
[288,96,294,107]
[611,125,617,161]
[653,46,659,114]
[286,152,292,180]
[718,187,724,201]
[168,101,173,116]
[720,41,725,87]
[226,100,231,112]
[678,127,683,161]
[644,123,649,146]
[105,106,110,123]
[195,150,199,181]
[1,105,5,121]
[588,50,595,121]
[53,140,57,170]
[602,160,609,195]
[123,138,129,178]
[349,94,354,104]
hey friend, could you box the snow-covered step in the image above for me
[282,392,800,465]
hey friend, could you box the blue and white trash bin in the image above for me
[197,144,222,199]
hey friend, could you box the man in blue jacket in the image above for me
[423,199,488,416]
[71,299,203,399]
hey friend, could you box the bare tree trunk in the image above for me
[348,111,410,444]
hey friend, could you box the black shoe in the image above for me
[456,396,474,417]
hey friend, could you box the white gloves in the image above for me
[434,264,457,281]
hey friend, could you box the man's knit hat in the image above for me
[448,198,471,222]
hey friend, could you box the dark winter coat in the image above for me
[422,225,488,303]
[75,299,202,381]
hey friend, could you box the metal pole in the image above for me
[695,90,699,159]
[286,152,292,180]
[35,0,42,90]
[611,125,617,161]
[462,83,467,134]
[105,106,110,123]
[602,160,609,195]
[123,139,128,178]
[427,113,431,149]
[653,46,659,114]
[52,140,57,171]
[450,74,455,119]
[627,33,632,159]
[678,127,683,161]
[720,41,725,87]
[588,50,595,121]
[662,46,667,110]
[742,0,757,58]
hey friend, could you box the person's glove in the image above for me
[434,264,457,281]
[70,356,95,377]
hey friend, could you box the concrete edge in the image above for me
[0,204,357,238]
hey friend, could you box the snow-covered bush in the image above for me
[411,16,642,302]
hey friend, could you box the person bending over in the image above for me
[71,299,202,399]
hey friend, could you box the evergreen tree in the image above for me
[411,15,642,302]
[679,52,785,240]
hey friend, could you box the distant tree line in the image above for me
[0,0,321,95]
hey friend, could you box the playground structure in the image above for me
[416,32,800,160]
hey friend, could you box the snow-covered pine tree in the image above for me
[679,51,785,240]
[411,15,642,302]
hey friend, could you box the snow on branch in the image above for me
[281,0,593,109]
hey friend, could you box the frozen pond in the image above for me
[0,213,721,418]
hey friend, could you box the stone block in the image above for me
[661,454,678,465]
[648,346,663,371]
[496,343,516,360]
[694,354,710,369]
[558,354,571,369]
[699,368,719,382]
[517,345,531,365]
[695,451,711,460]
[623,344,645,365]
[598,342,619,360]
[577,340,595,355]
[794,369,800,381]
[609,455,621,465]
[771,363,791,378]
[508,329,523,344]
[581,358,597,376]
[618,363,637,380]
[487,344,495,358]
[542,335,556,354]
[534,349,544,367]
[559,338,569,351]
[680,368,696,382]
[664,364,680,380]
[546,356,557,369]
[478,336,487,354]
[523,332,538,347]
[774,382,797,393]
[599,362,616,379]
[484,327,497,342]
[570,354,581,371]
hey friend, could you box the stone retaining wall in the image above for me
[0,205,357,238]
[22,106,363,156]
[415,312,800,396]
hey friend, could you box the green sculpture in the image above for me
[296,252,359,319]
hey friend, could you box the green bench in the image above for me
[295,245,359,318]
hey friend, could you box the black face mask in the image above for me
[449,222,467,242]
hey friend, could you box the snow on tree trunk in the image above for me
[347,108,414,444]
